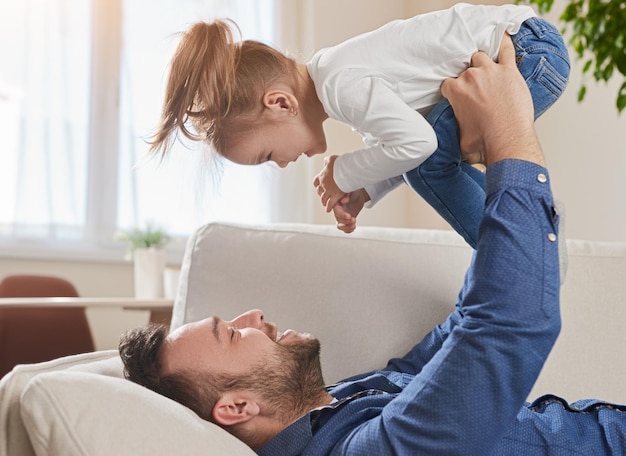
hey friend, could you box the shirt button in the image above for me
[537,173,548,183]
[547,233,557,242]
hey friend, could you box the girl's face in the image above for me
[226,110,327,168]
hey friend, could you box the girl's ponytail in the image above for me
[149,19,299,159]
[149,20,240,158]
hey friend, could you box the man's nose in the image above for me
[232,309,265,330]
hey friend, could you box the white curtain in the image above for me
[0,0,90,241]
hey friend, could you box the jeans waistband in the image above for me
[521,17,560,38]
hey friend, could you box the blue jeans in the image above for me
[403,18,570,248]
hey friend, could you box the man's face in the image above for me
[159,309,318,379]
[159,309,326,420]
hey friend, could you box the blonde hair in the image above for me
[149,19,300,160]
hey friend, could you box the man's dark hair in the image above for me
[118,323,220,422]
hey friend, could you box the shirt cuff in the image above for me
[486,159,553,198]
[364,176,404,208]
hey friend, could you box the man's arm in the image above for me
[336,35,562,455]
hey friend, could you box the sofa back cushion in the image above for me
[528,238,626,403]
[174,223,472,384]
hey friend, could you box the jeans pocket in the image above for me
[523,54,570,118]
[513,19,571,118]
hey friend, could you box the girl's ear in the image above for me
[262,90,299,116]
[212,392,261,427]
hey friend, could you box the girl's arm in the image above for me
[329,74,439,194]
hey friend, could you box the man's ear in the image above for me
[213,392,261,426]
[262,90,299,116]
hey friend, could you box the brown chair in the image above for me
[0,274,96,378]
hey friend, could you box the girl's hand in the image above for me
[313,155,346,212]
[332,189,370,234]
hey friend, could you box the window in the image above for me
[0,0,279,261]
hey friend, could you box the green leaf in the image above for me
[561,2,578,20]
[618,81,626,113]
[518,0,555,15]
[617,95,626,113]
[616,52,626,76]
[573,38,584,56]
[577,85,587,102]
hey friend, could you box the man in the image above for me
[119,36,626,454]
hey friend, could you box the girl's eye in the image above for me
[230,327,237,340]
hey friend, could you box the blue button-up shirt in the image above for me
[258,160,626,455]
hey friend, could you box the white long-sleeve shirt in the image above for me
[306,3,536,205]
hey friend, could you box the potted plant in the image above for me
[115,224,170,299]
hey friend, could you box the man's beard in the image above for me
[264,338,326,419]
[226,337,326,422]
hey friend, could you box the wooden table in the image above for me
[0,297,174,324]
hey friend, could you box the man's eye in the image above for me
[230,327,237,340]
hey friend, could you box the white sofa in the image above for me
[1,222,625,456]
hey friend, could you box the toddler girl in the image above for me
[149,3,569,248]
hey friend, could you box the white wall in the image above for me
[533,1,626,243]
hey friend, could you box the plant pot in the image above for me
[133,248,167,299]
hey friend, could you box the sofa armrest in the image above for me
[0,350,121,456]
[20,371,254,456]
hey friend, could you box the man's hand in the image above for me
[332,189,370,233]
[441,34,544,167]
[313,155,346,212]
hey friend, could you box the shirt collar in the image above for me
[256,414,313,456]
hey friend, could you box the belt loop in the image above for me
[523,17,552,39]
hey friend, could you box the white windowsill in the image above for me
[0,238,187,265]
